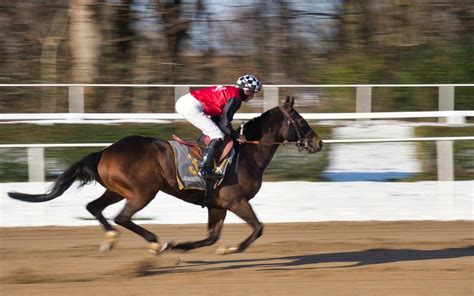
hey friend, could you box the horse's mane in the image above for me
[239,106,283,140]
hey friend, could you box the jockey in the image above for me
[175,74,262,178]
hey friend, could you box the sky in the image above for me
[131,0,339,53]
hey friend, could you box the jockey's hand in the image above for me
[237,135,247,143]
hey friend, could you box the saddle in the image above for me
[172,134,234,162]
[169,135,235,191]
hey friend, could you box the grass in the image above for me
[0,122,331,182]
[2,122,471,182]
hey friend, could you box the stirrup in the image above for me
[212,167,224,178]
[198,167,214,178]
[198,167,221,179]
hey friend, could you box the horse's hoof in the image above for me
[148,241,169,256]
[100,231,120,252]
[216,246,239,255]
[164,241,176,250]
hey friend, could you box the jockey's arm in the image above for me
[217,98,241,139]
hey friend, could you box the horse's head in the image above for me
[278,96,323,153]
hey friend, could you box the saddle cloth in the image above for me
[168,140,235,191]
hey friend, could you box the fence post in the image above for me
[27,147,45,182]
[436,140,454,181]
[356,86,372,121]
[68,86,85,113]
[438,86,463,124]
[263,86,279,111]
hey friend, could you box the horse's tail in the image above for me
[8,151,103,203]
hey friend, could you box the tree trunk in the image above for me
[69,0,100,84]
[40,37,59,112]
[39,5,68,113]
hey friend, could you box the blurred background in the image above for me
[0,0,473,183]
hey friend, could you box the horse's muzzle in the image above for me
[307,139,323,153]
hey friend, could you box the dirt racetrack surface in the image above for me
[1,221,473,296]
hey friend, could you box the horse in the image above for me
[8,96,323,255]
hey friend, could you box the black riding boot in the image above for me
[198,139,220,178]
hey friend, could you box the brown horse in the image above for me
[8,96,322,255]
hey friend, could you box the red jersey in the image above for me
[191,85,242,116]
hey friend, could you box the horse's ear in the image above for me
[281,96,295,110]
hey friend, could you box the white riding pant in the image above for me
[175,93,224,140]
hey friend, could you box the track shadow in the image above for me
[185,246,474,271]
[133,246,474,277]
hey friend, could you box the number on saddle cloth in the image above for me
[169,135,235,190]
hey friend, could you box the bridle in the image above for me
[278,106,314,151]
[241,106,313,151]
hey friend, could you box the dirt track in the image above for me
[1,221,473,296]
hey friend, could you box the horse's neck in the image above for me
[241,140,279,173]
[240,117,282,173]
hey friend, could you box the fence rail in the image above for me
[1,136,473,148]
[1,83,473,124]
[1,136,473,183]
[1,110,473,122]
[2,83,473,87]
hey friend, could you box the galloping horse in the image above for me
[8,96,323,255]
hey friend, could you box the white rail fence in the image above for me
[1,110,474,124]
[1,83,473,124]
[1,136,473,183]
[1,84,473,182]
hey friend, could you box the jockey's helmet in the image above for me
[236,74,262,94]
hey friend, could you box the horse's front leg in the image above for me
[170,208,227,251]
[216,199,263,255]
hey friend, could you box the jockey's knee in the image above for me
[210,128,225,140]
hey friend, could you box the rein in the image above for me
[240,106,312,150]
[242,140,291,145]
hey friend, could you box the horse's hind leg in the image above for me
[86,190,124,252]
[217,200,263,255]
[114,196,167,255]
[171,208,227,251]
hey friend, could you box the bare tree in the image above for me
[37,1,69,112]
[156,0,191,82]
[69,0,100,84]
